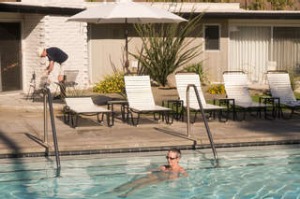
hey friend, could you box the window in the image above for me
[273,27,300,72]
[204,25,220,50]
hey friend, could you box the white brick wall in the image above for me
[21,1,89,93]
[43,15,89,91]
[22,14,46,92]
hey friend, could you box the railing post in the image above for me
[186,86,191,138]
[186,84,218,164]
[43,89,49,155]
[43,84,61,176]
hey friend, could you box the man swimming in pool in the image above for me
[112,148,187,197]
[160,148,187,174]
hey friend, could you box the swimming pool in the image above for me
[0,145,299,199]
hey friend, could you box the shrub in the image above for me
[93,72,125,95]
[288,68,300,91]
[207,84,226,95]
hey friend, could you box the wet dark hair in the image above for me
[169,148,181,158]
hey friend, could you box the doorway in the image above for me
[0,22,21,92]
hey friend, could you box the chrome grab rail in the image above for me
[186,84,218,163]
[42,85,61,176]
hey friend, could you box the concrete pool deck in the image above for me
[0,92,299,158]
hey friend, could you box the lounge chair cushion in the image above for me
[65,97,111,114]
[175,73,224,110]
[223,72,264,108]
[267,72,299,107]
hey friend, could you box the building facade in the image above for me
[0,0,88,93]
[0,1,300,94]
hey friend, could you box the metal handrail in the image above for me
[186,84,218,164]
[42,85,61,176]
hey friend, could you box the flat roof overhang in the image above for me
[184,11,300,20]
[0,3,83,16]
[1,3,300,20]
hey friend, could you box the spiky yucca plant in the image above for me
[132,13,203,87]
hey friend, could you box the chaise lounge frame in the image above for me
[124,75,173,126]
[63,97,114,128]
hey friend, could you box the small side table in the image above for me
[259,96,281,119]
[162,99,184,121]
[213,98,235,121]
[107,100,128,122]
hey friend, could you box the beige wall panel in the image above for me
[203,20,229,83]
[204,37,228,83]
[90,21,228,84]
[90,25,126,83]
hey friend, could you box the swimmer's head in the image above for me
[168,148,181,159]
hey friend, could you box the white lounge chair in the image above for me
[223,71,267,120]
[267,70,300,118]
[63,97,114,127]
[124,75,173,126]
[175,73,227,122]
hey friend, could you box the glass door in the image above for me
[229,26,271,84]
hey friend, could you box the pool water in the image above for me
[0,145,299,199]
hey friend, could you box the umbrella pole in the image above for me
[124,19,129,70]
[125,31,129,69]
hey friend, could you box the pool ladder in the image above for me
[42,85,61,176]
[185,84,218,165]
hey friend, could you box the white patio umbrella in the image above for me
[68,0,186,67]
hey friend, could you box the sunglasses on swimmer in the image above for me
[166,156,177,160]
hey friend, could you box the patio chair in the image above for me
[26,72,50,102]
[175,73,228,122]
[266,70,300,118]
[124,75,173,126]
[223,71,267,120]
[63,97,114,128]
[54,70,79,99]
[26,72,38,101]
